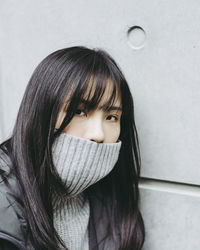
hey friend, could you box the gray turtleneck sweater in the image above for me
[52,133,121,250]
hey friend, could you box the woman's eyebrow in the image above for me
[80,99,122,112]
[101,105,122,112]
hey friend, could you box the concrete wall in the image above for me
[0,1,200,249]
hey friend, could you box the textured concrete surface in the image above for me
[140,180,200,250]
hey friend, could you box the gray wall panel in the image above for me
[140,181,200,250]
[124,0,200,186]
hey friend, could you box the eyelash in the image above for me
[74,109,119,121]
[106,115,118,121]
[74,109,86,116]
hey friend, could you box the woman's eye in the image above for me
[75,109,86,116]
[106,115,118,121]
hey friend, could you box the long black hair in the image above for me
[0,46,145,249]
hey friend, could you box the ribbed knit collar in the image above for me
[52,133,121,249]
[52,133,121,197]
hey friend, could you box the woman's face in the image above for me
[56,83,122,143]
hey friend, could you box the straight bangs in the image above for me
[57,51,122,132]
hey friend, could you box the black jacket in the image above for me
[0,148,120,250]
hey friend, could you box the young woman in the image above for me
[0,46,145,250]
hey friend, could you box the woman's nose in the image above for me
[84,117,105,143]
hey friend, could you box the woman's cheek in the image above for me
[106,123,120,143]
